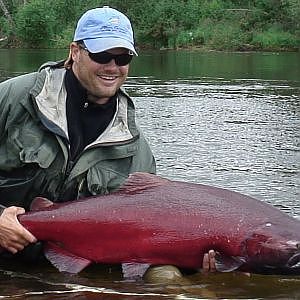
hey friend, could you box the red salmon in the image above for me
[19,172,300,276]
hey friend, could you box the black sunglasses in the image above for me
[78,44,133,66]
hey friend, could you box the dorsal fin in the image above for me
[117,172,170,194]
[30,196,54,211]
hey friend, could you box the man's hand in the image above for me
[0,206,37,254]
[202,249,217,273]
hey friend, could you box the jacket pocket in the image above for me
[86,161,131,195]
[5,123,59,169]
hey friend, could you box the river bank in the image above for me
[1,1,299,52]
[1,41,299,53]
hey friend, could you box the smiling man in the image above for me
[0,6,216,279]
[0,6,155,256]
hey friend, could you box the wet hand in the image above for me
[202,250,251,277]
[202,249,217,273]
[0,206,37,254]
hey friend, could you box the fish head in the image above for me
[245,231,300,275]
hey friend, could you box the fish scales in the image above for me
[18,172,300,275]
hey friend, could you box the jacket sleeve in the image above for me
[0,78,14,136]
[131,128,156,174]
[0,79,16,211]
[0,74,38,210]
[0,73,37,136]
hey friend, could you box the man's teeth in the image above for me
[100,75,116,80]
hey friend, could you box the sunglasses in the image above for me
[78,44,133,66]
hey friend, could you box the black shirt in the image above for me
[65,69,117,160]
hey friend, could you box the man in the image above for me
[0,6,215,276]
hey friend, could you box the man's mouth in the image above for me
[98,75,118,81]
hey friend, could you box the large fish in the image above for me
[18,172,300,276]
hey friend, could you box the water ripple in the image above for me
[125,77,300,217]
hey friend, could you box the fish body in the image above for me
[19,172,300,275]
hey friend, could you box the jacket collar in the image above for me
[30,65,139,146]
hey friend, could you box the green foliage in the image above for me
[15,0,55,47]
[51,26,74,49]
[200,0,229,19]
[187,18,251,50]
[252,26,300,50]
[0,0,299,51]
[0,16,9,36]
[282,0,300,29]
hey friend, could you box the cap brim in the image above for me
[84,38,138,56]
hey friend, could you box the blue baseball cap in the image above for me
[74,6,138,55]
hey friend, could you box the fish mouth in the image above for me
[286,252,300,269]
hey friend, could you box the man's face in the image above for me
[71,43,130,105]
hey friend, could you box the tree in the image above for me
[15,0,54,47]
[0,0,14,28]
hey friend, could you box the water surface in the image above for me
[0,49,299,299]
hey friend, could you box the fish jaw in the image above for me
[245,233,300,274]
[286,251,300,269]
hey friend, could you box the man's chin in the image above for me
[87,92,116,105]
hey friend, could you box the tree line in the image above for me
[0,0,299,51]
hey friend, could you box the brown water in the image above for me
[1,261,300,299]
[0,49,299,299]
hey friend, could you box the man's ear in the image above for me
[70,42,81,63]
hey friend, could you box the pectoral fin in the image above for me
[215,252,246,272]
[122,262,150,279]
[44,242,91,273]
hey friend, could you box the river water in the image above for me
[0,49,299,299]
